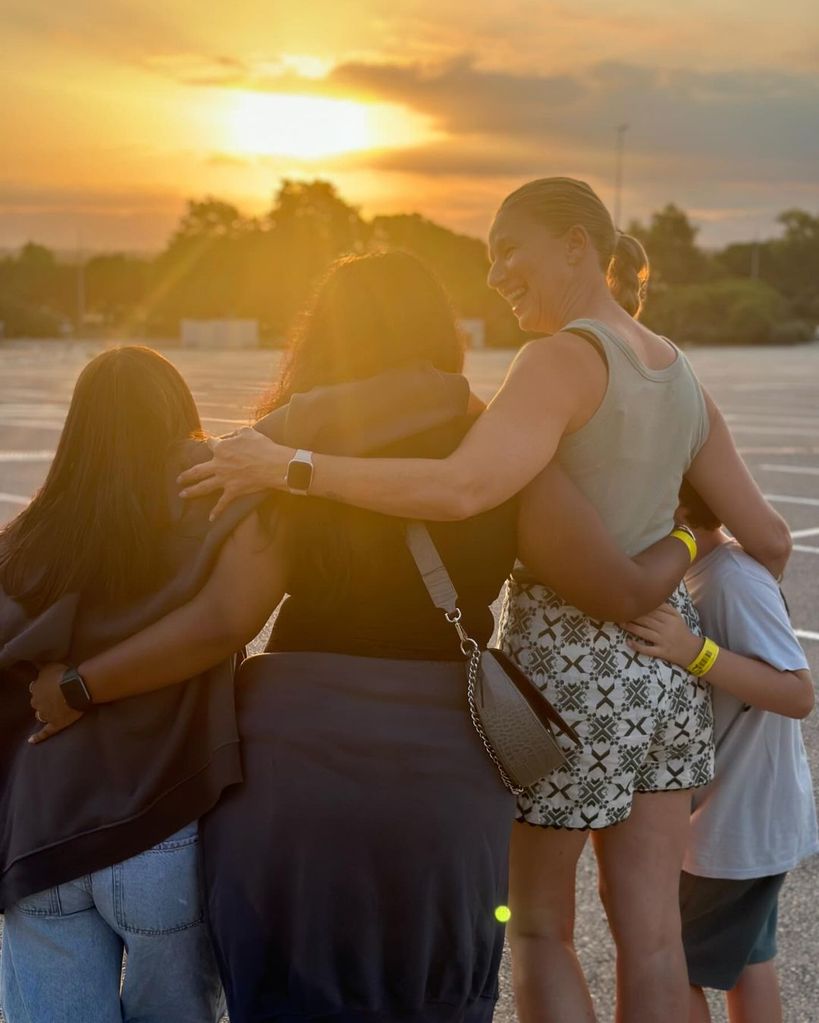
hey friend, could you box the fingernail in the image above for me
[28,736,36,744]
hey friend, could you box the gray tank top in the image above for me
[555,318,709,556]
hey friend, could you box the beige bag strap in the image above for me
[404,521,459,615]
[405,521,524,794]
[404,521,478,656]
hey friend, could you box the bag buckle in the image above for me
[445,608,479,657]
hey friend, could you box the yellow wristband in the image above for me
[686,637,720,677]
[670,527,698,564]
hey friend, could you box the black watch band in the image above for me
[60,667,94,711]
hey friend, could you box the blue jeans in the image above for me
[0,822,224,1023]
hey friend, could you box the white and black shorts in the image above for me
[498,579,714,830]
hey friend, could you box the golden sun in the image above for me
[228,91,431,159]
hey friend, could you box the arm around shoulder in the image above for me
[685,391,791,577]
[310,335,592,521]
[78,510,286,704]
[518,461,690,621]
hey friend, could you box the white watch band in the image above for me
[285,449,314,495]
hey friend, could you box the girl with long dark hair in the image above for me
[0,347,226,1023]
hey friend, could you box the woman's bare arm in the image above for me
[179,334,608,522]
[29,511,286,739]
[685,392,792,577]
[518,462,690,621]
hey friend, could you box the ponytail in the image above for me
[607,232,649,317]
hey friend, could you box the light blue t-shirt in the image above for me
[683,539,818,879]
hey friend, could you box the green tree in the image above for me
[371,213,523,346]
[259,180,369,335]
[85,254,149,328]
[629,204,708,286]
[146,199,257,332]
[716,209,819,328]
[0,243,75,337]
[644,278,783,345]
[771,209,819,320]
[268,180,367,253]
[171,199,250,243]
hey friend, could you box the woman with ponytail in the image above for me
[178,179,792,1023]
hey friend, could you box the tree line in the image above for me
[1,180,816,346]
[630,204,818,345]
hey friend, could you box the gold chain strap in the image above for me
[445,608,524,796]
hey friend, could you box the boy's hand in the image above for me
[621,603,703,669]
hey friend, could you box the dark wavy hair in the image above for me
[258,250,464,415]
[0,346,202,616]
[258,250,466,600]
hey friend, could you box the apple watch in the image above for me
[285,449,314,495]
[60,667,94,711]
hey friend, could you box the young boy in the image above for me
[623,480,817,1023]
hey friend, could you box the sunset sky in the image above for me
[2,0,817,252]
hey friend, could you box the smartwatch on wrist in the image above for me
[60,667,94,711]
[285,449,314,495]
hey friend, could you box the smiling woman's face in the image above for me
[487,207,572,335]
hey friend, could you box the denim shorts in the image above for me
[679,870,786,991]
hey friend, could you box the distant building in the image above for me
[457,318,486,349]
[181,319,259,349]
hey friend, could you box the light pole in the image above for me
[750,235,760,279]
[75,229,85,338]
[614,124,628,228]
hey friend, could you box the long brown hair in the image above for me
[0,346,202,616]
[258,250,464,415]
[258,251,465,597]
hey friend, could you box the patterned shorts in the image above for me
[497,577,715,830]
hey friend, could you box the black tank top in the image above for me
[269,415,517,660]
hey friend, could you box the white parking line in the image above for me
[0,450,55,462]
[195,400,257,410]
[730,425,819,437]
[793,545,819,555]
[0,419,64,431]
[759,465,819,477]
[0,492,29,506]
[796,629,819,643]
[764,494,819,508]
[0,404,68,416]
[791,528,819,539]
[739,447,819,455]
[721,383,798,392]
[726,415,819,430]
